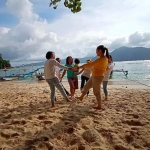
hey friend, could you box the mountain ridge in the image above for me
[21,46,150,67]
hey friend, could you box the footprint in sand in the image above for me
[1,129,20,138]
[42,120,53,124]
[8,119,27,125]
[123,119,144,126]
[37,115,47,120]
[126,113,139,119]
[4,114,11,119]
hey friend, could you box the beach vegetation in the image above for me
[0,54,11,69]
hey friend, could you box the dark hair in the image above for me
[109,55,113,62]
[56,58,60,61]
[66,56,73,65]
[74,58,80,64]
[97,45,109,58]
[46,51,54,59]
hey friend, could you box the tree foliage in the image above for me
[0,54,11,69]
[49,0,82,13]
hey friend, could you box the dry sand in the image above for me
[0,81,150,150]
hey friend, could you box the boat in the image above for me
[1,76,18,81]
[110,69,128,78]
[36,74,45,80]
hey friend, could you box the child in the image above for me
[44,51,72,107]
[73,58,80,80]
[103,55,114,100]
[55,58,70,98]
[76,59,92,96]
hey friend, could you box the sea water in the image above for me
[0,60,150,87]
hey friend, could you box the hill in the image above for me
[20,46,150,67]
[23,56,93,67]
[111,46,150,61]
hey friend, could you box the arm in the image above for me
[76,68,84,75]
[106,63,114,71]
[79,59,98,69]
[60,70,66,82]
[53,60,68,70]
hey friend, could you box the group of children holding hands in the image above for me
[44,45,114,109]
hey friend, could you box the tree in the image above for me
[49,0,82,13]
[0,54,11,69]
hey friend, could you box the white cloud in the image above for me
[0,0,150,66]
[128,32,150,47]
[6,0,39,21]
[0,27,10,35]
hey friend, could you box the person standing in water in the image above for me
[76,45,109,109]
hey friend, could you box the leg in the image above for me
[73,77,79,98]
[68,78,76,98]
[55,97,57,101]
[85,77,90,96]
[76,77,93,101]
[92,76,104,109]
[53,77,71,102]
[80,75,86,91]
[46,79,56,107]
[60,82,70,96]
[103,81,108,100]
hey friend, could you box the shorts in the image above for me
[67,78,78,89]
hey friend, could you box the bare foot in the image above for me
[104,96,108,101]
[51,104,55,108]
[67,99,72,102]
[75,97,83,101]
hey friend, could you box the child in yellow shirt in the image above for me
[73,58,80,80]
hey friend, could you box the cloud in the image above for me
[0,0,150,66]
[109,37,127,50]
[6,0,38,21]
[128,32,150,47]
[0,27,10,35]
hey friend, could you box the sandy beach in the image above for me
[0,80,150,150]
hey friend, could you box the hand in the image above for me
[74,72,78,76]
[68,67,77,71]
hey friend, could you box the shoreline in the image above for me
[0,78,149,89]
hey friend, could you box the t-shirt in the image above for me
[65,64,75,78]
[74,64,79,67]
[55,66,61,80]
[82,57,108,77]
[82,68,92,78]
[103,63,114,81]
[44,59,68,79]
[74,64,79,73]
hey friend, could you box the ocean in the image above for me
[0,60,150,87]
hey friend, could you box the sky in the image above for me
[0,0,150,66]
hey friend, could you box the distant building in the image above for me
[0,53,2,58]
